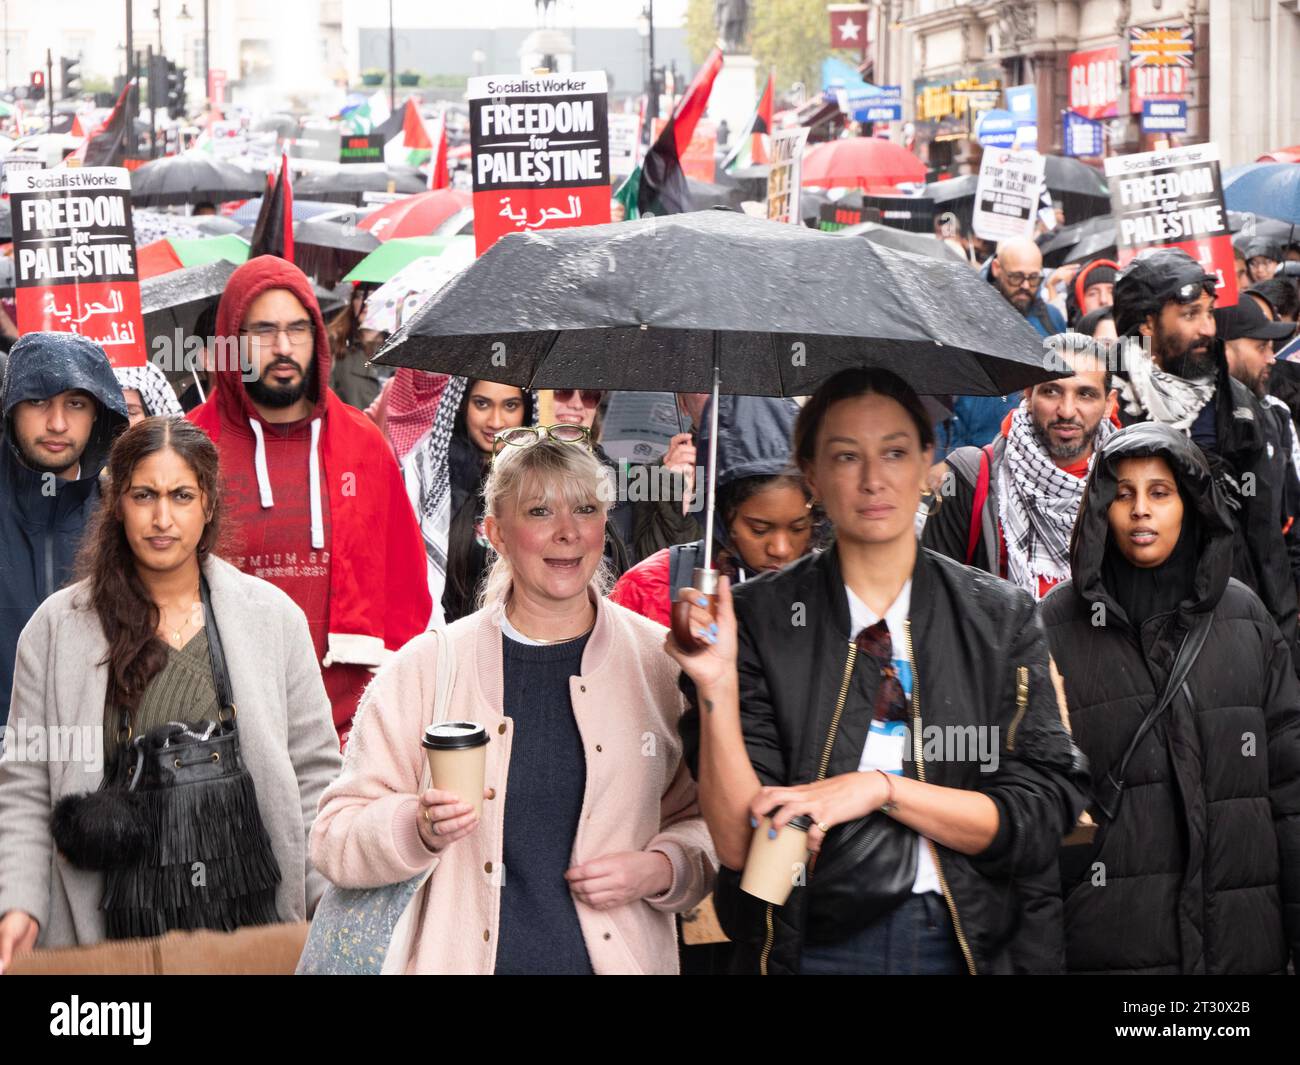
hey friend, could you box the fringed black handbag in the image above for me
[52,577,282,940]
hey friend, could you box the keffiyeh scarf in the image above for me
[408,376,467,615]
[1117,338,1215,432]
[997,401,1114,598]
[113,363,184,417]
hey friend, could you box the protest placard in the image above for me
[11,166,146,366]
[468,71,611,256]
[1105,141,1236,306]
[766,127,809,225]
[972,148,1045,243]
[339,133,384,164]
[608,112,642,179]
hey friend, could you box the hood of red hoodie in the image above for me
[213,255,332,428]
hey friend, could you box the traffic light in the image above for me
[60,56,82,100]
[30,70,45,94]
[165,60,186,119]
[147,52,168,112]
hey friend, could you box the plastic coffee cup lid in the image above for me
[422,721,490,750]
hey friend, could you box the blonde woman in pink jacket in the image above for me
[310,432,716,974]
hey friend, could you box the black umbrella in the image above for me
[131,153,267,207]
[1039,215,1117,268]
[294,217,381,286]
[192,215,247,236]
[834,220,966,262]
[374,210,1053,397]
[686,178,748,211]
[293,167,427,205]
[0,199,10,242]
[923,157,1111,230]
[374,211,1057,646]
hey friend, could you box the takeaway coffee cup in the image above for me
[739,814,813,906]
[422,721,490,820]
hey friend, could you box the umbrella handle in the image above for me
[671,567,719,656]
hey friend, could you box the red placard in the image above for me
[467,71,612,257]
[1068,46,1121,120]
[10,166,147,365]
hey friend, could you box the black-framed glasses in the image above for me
[490,423,592,465]
[1003,271,1043,289]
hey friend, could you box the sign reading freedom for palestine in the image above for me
[11,167,146,366]
[468,71,611,256]
[1106,141,1236,307]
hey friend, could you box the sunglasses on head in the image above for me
[553,389,603,407]
[1172,278,1218,303]
[490,423,592,466]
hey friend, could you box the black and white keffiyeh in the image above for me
[997,401,1114,597]
[113,363,184,417]
[409,375,467,610]
[1117,337,1215,432]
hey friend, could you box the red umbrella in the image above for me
[358,188,473,241]
[800,137,927,192]
[1258,146,1300,163]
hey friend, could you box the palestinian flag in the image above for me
[618,48,723,219]
[384,99,432,167]
[721,73,774,173]
[80,79,137,167]
[428,116,450,190]
[249,153,294,262]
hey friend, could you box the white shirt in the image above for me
[845,581,942,896]
[499,611,548,646]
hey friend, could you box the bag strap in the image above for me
[199,576,236,725]
[966,446,993,566]
[1093,612,1213,822]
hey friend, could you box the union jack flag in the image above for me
[1129,25,1194,67]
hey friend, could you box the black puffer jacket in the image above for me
[1041,424,1300,974]
[680,544,1089,974]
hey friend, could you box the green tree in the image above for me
[750,0,835,97]
[685,0,718,67]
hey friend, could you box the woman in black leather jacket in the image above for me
[670,368,1088,974]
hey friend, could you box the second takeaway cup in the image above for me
[422,721,490,819]
[740,814,813,905]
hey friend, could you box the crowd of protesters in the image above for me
[0,231,1297,977]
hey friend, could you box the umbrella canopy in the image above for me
[1038,215,1117,267]
[141,259,237,348]
[130,153,266,207]
[833,220,966,262]
[1224,163,1300,226]
[924,158,1110,230]
[137,235,251,280]
[1257,146,1300,164]
[800,137,927,192]
[1042,155,1109,199]
[343,235,474,284]
[1227,210,1298,248]
[686,179,748,211]
[361,253,476,333]
[133,209,204,246]
[357,188,473,241]
[295,217,382,287]
[293,166,427,205]
[373,211,1057,398]
[228,196,347,226]
[192,214,248,236]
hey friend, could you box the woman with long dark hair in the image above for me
[442,380,533,623]
[670,368,1089,975]
[0,417,341,967]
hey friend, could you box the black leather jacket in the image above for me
[680,544,1089,974]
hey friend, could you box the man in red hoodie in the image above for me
[189,256,431,741]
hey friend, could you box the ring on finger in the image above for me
[817,820,830,833]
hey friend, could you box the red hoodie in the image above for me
[189,256,432,741]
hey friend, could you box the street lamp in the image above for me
[637,2,656,123]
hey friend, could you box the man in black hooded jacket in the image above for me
[0,333,127,726]
[1110,248,1299,652]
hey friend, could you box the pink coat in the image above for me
[309,593,717,974]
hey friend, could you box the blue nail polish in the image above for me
[709,623,718,635]
[696,597,708,607]
[767,827,778,840]
[749,815,758,829]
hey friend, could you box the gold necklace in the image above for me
[506,608,594,644]
[160,602,200,647]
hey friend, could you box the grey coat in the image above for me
[0,555,343,948]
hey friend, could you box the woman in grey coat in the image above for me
[0,417,342,970]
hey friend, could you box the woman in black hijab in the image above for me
[1041,422,1300,974]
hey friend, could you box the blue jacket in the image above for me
[0,334,127,725]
